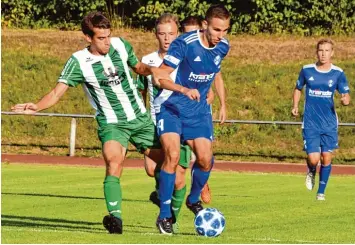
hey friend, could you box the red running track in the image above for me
[2,154,355,175]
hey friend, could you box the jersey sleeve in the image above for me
[220,39,230,59]
[136,74,148,91]
[295,68,306,90]
[337,72,350,94]
[163,37,186,69]
[57,56,84,87]
[120,37,139,68]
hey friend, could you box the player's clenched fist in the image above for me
[11,103,38,114]
[291,107,299,116]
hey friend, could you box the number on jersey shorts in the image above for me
[156,109,214,142]
[98,113,161,152]
[302,129,338,154]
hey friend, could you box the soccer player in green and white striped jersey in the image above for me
[11,11,172,235]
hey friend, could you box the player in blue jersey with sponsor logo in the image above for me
[152,4,230,234]
[292,38,350,201]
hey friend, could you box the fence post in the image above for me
[69,118,77,157]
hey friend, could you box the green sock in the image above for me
[103,176,122,219]
[172,185,187,221]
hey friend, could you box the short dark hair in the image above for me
[205,4,230,22]
[181,16,203,29]
[81,12,111,37]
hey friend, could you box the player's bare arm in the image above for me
[11,82,69,114]
[132,62,155,76]
[206,88,215,105]
[340,93,350,106]
[292,88,302,116]
[153,63,201,101]
[214,72,226,123]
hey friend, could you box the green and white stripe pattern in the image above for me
[58,37,146,126]
[136,51,161,124]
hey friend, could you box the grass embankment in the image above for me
[2,30,355,163]
[2,164,355,243]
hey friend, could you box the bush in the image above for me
[2,0,355,34]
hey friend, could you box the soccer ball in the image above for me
[194,208,225,237]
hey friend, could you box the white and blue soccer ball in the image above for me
[194,208,225,237]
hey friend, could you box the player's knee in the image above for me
[321,153,332,165]
[196,155,212,171]
[144,157,156,177]
[307,153,321,166]
[104,155,124,176]
[308,158,320,166]
[165,150,180,165]
[175,175,185,189]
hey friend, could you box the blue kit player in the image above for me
[152,4,230,234]
[292,38,351,201]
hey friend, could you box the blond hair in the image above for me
[317,38,334,50]
[155,13,180,31]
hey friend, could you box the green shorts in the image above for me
[179,144,192,168]
[97,113,161,153]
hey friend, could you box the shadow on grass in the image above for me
[2,214,198,236]
[1,192,149,203]
[1,215,154,233]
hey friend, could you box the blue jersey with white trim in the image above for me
[295,63,350,130]
[154,30,229,118]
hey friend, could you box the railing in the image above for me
[2,111,355,156]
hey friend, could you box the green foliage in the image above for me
[1,0,107,29]
[135,0,210,28]
[230,0,355,35]
[2,0,355,34]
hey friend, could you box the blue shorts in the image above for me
[156,110,214,143]
[302,129,338,154]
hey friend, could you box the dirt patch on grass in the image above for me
[3,29,354,64]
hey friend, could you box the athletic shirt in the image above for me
[136,51,177,124]
[154,30,229,119]
[295,63,350,131]
[58,37,146,126]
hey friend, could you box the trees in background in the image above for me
[2,0,355,35]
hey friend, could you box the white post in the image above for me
[69,118,77,157]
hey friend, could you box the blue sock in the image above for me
[317,164,332,194]
[188,156,214,204]
[158,170,175,219]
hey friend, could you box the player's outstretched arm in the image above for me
[152,64,200,101]
[11,83,69,114]
[292,88,302,116]
[340,93,350,106]
[214,72,226,124]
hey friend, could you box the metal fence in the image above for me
[2,111,355,156]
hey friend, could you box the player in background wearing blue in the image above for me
[292,38,350,201]
[152,4,230,234]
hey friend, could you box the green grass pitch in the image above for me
[2,163,355,243]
